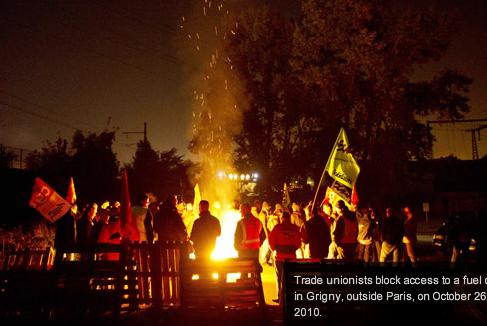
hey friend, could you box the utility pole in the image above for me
[427,118,487,160]
[122,122,147,144]
[466,125,487,160]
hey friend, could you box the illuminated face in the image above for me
[88,204,98,219]
[404,207,413,219]
[386,208,392,217]
[142,198,149,208]
[240,204,251,217]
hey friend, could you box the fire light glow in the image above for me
[211,208,241,260]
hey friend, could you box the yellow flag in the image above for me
[313,128,360,209]
[325,128,360,189]
[193,184,201,219]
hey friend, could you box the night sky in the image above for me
[1,0,486,165]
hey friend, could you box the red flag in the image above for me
[29,177,71,223]
[120,169,140,242]
[66,177,77,205]
[351,185,359,207]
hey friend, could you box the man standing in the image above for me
[336,200,358,259]
[301,206,331,259]
[190,200,221,260]
[154,195,188,242]
[234,203,266,259]
[380,208,404,262]
[402,206,418,263]
[132,194,154,243]
[269,211,301,303]
[356,205,374,262]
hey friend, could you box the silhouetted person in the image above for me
[380,208,404,262]
[269,211,301,303]
[132,194,154,243]
[76,202,98,245]
[301,206,331,259]
[153,195,188,242]
[234,203,266,259]
[55,204,79,250]
[190,200,221,260]
[402,206,417,263]
[356,205,374,262]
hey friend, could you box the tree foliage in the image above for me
[127,141,194,202]
[26,131,119,203]
[225,0,472,202]
[0,147,18,168]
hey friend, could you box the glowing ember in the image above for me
[211,208,241,260]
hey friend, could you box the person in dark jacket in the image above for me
[153,195,188,242]
[341,201,358,258]
[190,200,221,260]
[76,202,98,245]
[301,206,331,259]
[55,204,79,249]
[379,208,404,262]
[269,211,301,303]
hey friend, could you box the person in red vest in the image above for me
[234,203,266,259]
[269,211,301,304]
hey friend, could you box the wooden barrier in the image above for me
[0,242,267,321]
[0,248,56,318]
[132,241,186,307]
[181,258,266,319]
[0,248,54,271]
[51,243,128,319]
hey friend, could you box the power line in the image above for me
[0,101,89,132]
[0,90,100,131]
[54,6,183,66]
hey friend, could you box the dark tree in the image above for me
[128,140,161,199]
[128,141,194,202]
[226,6,312,195]
[70,130,119,203]
[0,146,17,168]
[26,131,119,203]
[226,0,472,201]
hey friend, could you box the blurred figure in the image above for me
[291,203,305,228]
[153,195,188,242]
[93,204,110,242]
[267,204,282,232]
[380,208,404,263]
[291,203,306,258]
[448,211,472,263]
[356,205,374,262]
[190,200,221,260]
[269,211,301,304]
[76,202,98,245]
[301,206,331,259]
[234,203,266,259]
[253,199,262,216]
[402,206,417,263]
[55,203,79,250]
[368,207,382,261]
[337,200,358,259]
[132,194,154,243]
[259,201,273,266]
[321,202,334,228]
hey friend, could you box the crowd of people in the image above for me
[54,193,424,304]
